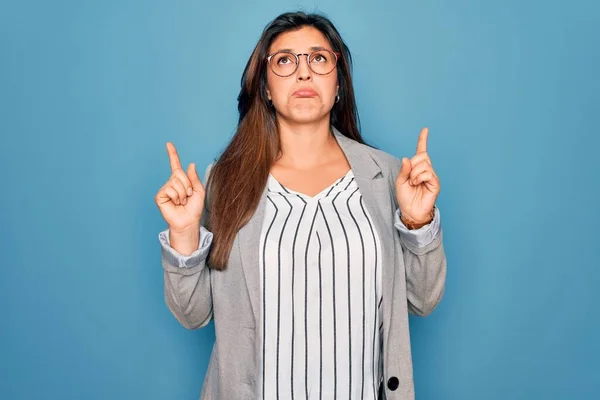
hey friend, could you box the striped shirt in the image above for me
[259,169,383,400]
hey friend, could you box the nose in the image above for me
[296,53,312,81]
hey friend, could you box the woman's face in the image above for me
[266,26,339,124]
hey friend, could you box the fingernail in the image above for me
[187,188,193,196]
[183,198,187,205]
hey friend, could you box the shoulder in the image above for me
[352,138,403,179]
[333,128,403,178]
[366,145,402,171]
[204,162,214,181]
[201,162,216,211]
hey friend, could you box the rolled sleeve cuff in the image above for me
[394,206,441,248]
[158,226,213,268]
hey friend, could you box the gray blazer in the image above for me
[159,128,447,399]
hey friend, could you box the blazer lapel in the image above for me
[238,127,396,333]
[238,182,268,327]
[332,128,396,337]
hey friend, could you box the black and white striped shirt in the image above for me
[259,169,383,399]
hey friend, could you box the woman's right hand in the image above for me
[155,142,206,234]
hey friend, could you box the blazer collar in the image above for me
[330,126,382,179]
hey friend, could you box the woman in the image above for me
[155,11,446,400]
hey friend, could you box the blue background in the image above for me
[1,0,598,399]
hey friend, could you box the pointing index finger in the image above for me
[416,127,429,154]
[166,142,183,172]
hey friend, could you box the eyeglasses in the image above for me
[266,49,340,77]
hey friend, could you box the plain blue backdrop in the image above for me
[1,0,598,399]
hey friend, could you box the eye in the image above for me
[311,51,329,63]
[275,54,294,65]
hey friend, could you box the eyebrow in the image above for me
[275,46,329,53]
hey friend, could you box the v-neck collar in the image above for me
[267,169,354,200]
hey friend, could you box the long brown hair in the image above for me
[206,11,370,270]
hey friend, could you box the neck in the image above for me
[275,115,338,169]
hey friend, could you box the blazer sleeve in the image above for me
[157,163,215,329]
[389,157,447,316]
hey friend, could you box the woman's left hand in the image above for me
[395,127,441,224]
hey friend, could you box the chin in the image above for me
[285,105,331,124]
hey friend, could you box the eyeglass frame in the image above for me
[266,49,341,77]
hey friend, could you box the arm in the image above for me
[391,158,447,316]
[158,163,215,329]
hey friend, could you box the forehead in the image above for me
[269,26,332,53]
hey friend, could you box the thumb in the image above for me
[396,157,411,185]
[187,163,203,192]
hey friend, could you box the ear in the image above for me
[336,84,339,95]
[266,87,272,100]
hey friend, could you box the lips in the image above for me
[293,88,318,97]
